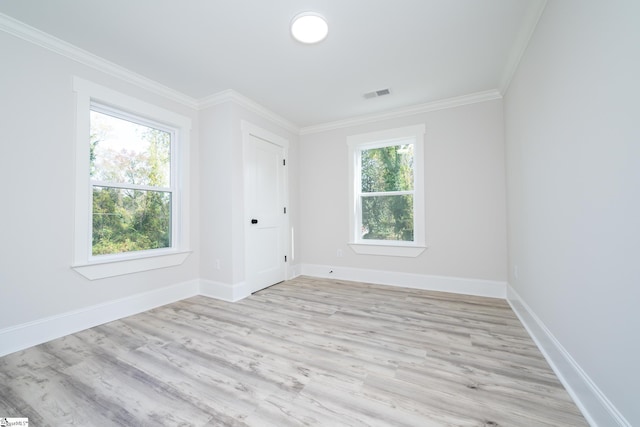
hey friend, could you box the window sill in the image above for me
[348,243,426,257]
[72,250,192,280]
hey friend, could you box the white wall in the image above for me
[199,102,235,285]
[199,101,300,287]
[0,32,200,330]
[0,27,300,349]
[504,1,639,425]
[299,100,507,287]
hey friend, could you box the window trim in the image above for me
[72,77,191,279]
[347,124,427,257]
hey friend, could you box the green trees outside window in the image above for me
[360,144,414,241]
[90,110,172,255]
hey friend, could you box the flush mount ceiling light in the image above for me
[291,12,328,44]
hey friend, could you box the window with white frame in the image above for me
[347,124,426,257]
[90,105,176,256]
[72,77,191,279]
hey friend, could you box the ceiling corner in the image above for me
[498,0,548,96]
[199,89,300,135]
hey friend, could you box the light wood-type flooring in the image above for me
[0,276,587,426]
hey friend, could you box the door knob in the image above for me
[251,219,258,224]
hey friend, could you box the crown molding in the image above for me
[2,11,519,137]
[0,12,199,109]
[0,11,299,132]
[498,0,548,95]
[199,90,300,135]
[299,90,502,135]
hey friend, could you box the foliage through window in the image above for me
[360,144,414,241]
[90,107,174,256]
[73,77,191,279]
[348,124,425,254]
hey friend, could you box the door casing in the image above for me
[241,121,290,293]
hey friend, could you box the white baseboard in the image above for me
[199,279,250,302]
[1,273,628,427]
[0,280,199,358]
[288,263,301,280]
[300,263,506,299]
[507,284,630,427]
[0,268,501,358]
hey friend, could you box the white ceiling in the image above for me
[0,0,545,128]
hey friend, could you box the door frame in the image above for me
[241,120,290,292]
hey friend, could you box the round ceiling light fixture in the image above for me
[291,12,328,44]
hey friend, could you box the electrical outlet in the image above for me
[337,249,343,257]
[513,265,519,280]
[215,259,221,270]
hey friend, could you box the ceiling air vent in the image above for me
[363,88,391,99]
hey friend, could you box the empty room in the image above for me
[0,1,637,426]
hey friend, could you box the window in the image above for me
[73,78,191,279]
[347,125,426,257]
[90,106,174,255]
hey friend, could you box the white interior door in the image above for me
[244,129,287,293]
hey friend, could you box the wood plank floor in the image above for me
[0,276,587,426]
